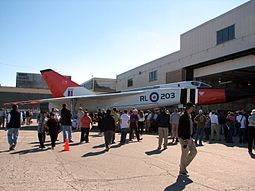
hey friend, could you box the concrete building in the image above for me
[117,0,255,92]
[16,72,48,89]
[0,86,52,109]
[81,77,116,93]
[16,72,72,89]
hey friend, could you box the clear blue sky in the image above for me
[0,0,249,87]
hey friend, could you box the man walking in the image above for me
[178,102,197,176]
[157,108,170,150]
[60,104,73,142]
[102,109,115,151]
[6,104,23,151]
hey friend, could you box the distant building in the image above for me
[16,72,71,89]
[0,86,52,109]
[81,77,116,93]
[16,72,48,89]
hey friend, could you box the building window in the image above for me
[127,78,133,87]
[149,70,157,82]
[217,25,235,45]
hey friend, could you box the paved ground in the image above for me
[0,127,255,191]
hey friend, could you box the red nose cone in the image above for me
[198,89,226,105]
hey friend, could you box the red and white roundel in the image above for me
[150,92,159,102]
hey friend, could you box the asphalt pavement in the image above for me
[0,127,254,191]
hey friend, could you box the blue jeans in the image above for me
[62,125,72,142]
[8,128,19,146]
[120,128,129,144]
[195,127,204,142]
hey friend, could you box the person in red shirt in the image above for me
[79,111,92,143]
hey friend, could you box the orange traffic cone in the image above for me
[64,138,70,151]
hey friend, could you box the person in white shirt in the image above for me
[120,110,130,145]
[209,111,220,141]
[236,112,247,143]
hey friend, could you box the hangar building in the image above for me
[116,0,255,110]
[117,1,255,91]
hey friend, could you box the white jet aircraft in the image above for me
[34,69,212,112]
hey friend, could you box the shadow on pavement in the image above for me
[69,142,83,147]
[32,142,61,148]
[90,134,102,138]
[81,150,106,158]
[0,150,10,153]
[10,147,50,155]
[29,140,51,145]
[164,175,193,191]
[19,126,38,131]
[93,143,105,148]
[145,149,162,155]
[206,140,248,149]
[168,142,178,146]
[110,144,121,149]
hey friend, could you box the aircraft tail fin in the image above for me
[40,69,94,98]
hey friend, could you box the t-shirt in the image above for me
[120,114,130,129]
[236,115,246,129]
[138,114,145,122]
[80,115,92,128]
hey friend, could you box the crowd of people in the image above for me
[1,103,255,177]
